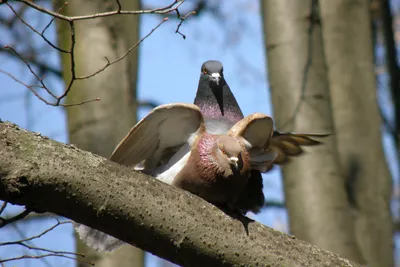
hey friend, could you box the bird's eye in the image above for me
[202,68,208,74]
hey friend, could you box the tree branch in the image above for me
[0,121,361,267]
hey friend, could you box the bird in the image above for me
[193,60,328,213]
[75,103,278,251]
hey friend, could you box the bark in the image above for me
[0,121,362,267]
[53,0,143,266]
[261,0,363,263]
[319,1,393,266]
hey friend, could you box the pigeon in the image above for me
[194,60,328,213]
[76,103,277,251]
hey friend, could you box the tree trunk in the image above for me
[260,0,364,263]
[54,0,143,266]
[319,1,393,266]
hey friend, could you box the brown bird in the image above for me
[109,103,276,208]
[75,103,277,251]
[75,103,325,251]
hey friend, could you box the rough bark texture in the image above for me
[319,1,393,266]
[261,0,364,263]
[0,121,362,267]
[53,0,143,266]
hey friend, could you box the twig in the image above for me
[0,219,70,245]
[5,45,58,98]
[0,218,71,247]
[0,209,31,228]
[76,18,169,81]
[0,69,100,107]
[138,100,160,109]
[6,3,67,53]
[3,0,191,107]
[0,253,94,266]
[17,0,185,22]
[175,9,196,39]
[115,0,122,12]
[0,202,7,215]
[0,218,93,265]
[0,46,62,77]
[264,200,286,209]
[41,1,69,42]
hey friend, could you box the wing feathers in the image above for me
[110,103,205,171]
[269,132,330,166]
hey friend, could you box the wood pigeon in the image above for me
[193,60,327,214]
[76,103,277,251]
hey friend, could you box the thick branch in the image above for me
[0,121,361,267]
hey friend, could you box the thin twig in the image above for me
[5,45,58,98]
[17,0,185,22]
[3,0,192,107]
[175,9,196,39]
[115,0,122,12]
[0,202,7,215]
[0,46,62,77]
[0,69,100,107]
[0,253,94,266]
[6,3,68,53]
[138,100,160,109]
[0,218,92,265]
[41,2,69,40]
[0,209,31,228]
[76,18,169,81]
[0,218,70,244]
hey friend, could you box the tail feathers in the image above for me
[74,223,124,252]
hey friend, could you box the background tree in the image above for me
[261,0,364,263]
[54,0,144,266]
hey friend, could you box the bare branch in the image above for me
[6,2,68,53]
[115,0,122,12]
[0,46,62,77]
[0,216,92,265]
[175,9,196,39]
[0,218,69,244]
[76,18,169,81]
[0,253,92,266]
[0,69,100,107]
[0,121,362,267]
[0,209,31,228]
[16,0,185,21]
[138,100,160,110]
[2,0,192,107]
[0,202,7,215]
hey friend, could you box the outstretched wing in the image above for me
[269,132,330,164]
[228,113,330,172]
[110,103,205,171]
[227,113,277,172]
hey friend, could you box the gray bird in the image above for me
[194,60,327,214]
[76,103,277,251]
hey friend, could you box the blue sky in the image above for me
[0,0,398,266]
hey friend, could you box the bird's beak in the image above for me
[228,156,239,169]
[210,72,221,86]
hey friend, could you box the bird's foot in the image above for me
[216,205,253,235]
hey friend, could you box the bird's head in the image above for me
[200,60,224,86]
[215,135,244,171]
